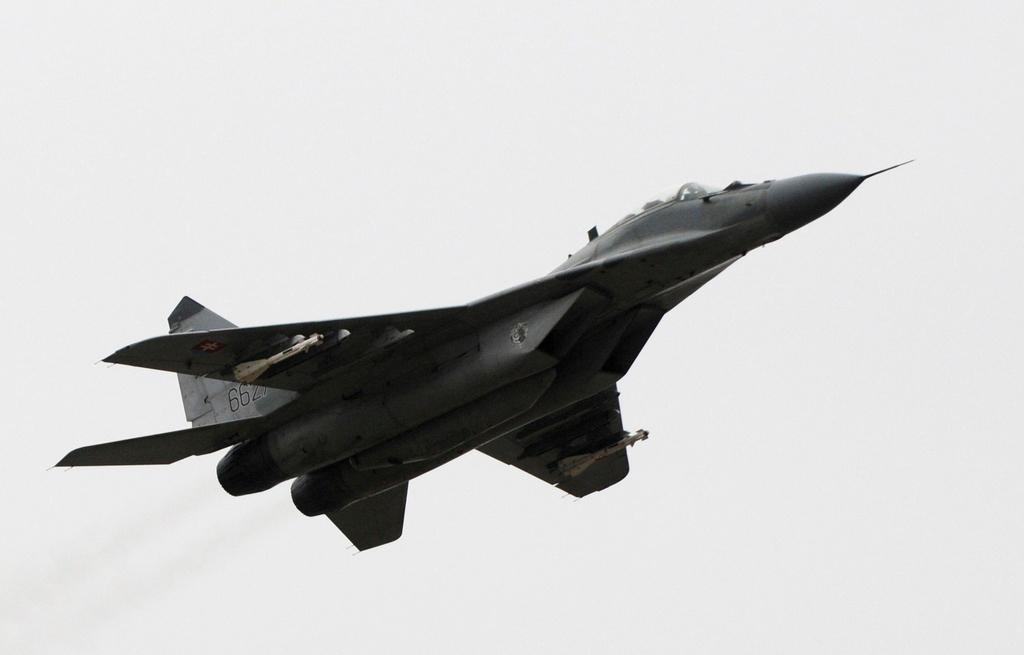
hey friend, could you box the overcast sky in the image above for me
[2,2,1022,653]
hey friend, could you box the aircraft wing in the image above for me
[103,273,600,393]
[477,386,637,497]
[325,482,409,551]
[104,307,473,391]
[56,417,265,466]
[103,242,742,393]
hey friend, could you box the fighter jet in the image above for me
[58,164,907,550]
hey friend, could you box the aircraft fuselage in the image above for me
[219,174,867,515]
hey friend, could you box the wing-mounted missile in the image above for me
[556,429,648,478]
[233,333,326,383]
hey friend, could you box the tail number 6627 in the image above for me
[227,384,267,412]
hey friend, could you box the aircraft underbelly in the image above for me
[216,289,605,495]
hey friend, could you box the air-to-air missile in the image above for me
[233,333,325,384]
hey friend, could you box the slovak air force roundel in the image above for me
[510,322,528,346]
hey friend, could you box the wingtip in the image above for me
[55,451,78,468]
[102,346,130,365]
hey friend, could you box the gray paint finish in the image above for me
[57,168,899,550]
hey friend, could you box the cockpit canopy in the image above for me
[611,181,723,230]
[677,182,718,200]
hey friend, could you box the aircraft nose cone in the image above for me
[767,173,863,233]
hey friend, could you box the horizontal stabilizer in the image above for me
[326,483,408,551]
[56,417,265,467]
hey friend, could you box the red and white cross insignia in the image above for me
[193,339,226,353]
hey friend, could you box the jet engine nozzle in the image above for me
[767,173,863,234]
[217,438,287,496]
[292,466,360,516]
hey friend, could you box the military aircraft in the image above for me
[58,164,907,550]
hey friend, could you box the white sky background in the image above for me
[2,1,1022,652]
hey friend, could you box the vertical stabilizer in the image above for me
[167,297,296,426]
[168,296,235,333]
